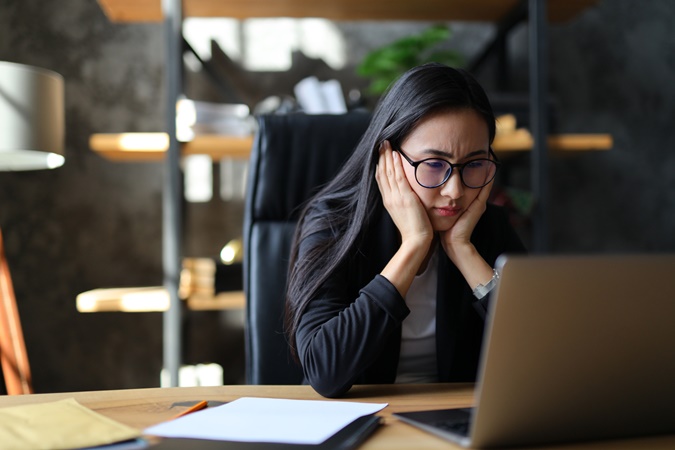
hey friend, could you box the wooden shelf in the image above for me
[90,130,611,161]
[89,133,253,161]
[97,0,601,23]
[77,257,245,312]
[77,286,169,312]
[492,130,613,152]
[77,287,245,312]
[187,291,246,311]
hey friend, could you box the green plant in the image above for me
[357,24,465,96]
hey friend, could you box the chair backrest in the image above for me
[243,112,371,384]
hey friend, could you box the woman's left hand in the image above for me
[439,181,495,292]
[440,180,492,261]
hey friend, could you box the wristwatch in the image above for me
[472,269,500,300]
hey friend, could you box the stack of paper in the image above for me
[145,397,386,445]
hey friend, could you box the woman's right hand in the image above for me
[375,141,433,249]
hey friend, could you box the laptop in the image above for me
[394,253,675,448]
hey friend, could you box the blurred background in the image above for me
[0,0,673,393]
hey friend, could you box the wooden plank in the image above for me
[77,256,245,313]
[493,130,613,152]
[184,134,252,159]
[0,383,475,434]
[76,287,170,312]
[1,383,674,449]
[546,133,614,151]
[76,286,245,312]
[96,0,601,23]
[89,133,253,162]
[90,131,611,161]
[186,291,245,311]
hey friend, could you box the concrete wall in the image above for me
[0,0,673,393]
[548,2,675,252]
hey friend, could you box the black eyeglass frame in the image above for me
[394,146,502,189]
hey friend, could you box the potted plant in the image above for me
[356,24,465,96]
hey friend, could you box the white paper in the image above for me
[144,397,386,445]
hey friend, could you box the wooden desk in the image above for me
[1,384,674,449]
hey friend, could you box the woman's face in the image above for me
[398,108,491,232]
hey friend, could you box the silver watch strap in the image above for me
[473,269,500,300]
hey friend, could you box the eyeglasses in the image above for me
[395,147,501,189]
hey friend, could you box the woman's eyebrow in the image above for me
[464,149,489,159]
[423,148,488,159]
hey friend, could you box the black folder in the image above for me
[152,414,381,450]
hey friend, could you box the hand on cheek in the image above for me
[439,181,495,292]
[441,180,492,255]
[375,142,433,248]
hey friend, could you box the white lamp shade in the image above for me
[0,61,65,171]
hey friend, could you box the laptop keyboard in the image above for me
[432,408,472,437]
[433,418,470,435]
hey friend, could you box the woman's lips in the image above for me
[435,206,462,217]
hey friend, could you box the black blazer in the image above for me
[295,203,526,397]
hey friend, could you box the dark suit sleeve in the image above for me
[294,232,409,398]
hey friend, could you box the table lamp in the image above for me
[0,61,65,395]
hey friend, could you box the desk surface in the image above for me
[1,383,674,449]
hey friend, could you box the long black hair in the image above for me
[285,63,496,358]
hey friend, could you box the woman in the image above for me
[285,63,526,398]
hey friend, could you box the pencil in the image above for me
[173,400,208,419]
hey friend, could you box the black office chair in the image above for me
[243,112,371,384]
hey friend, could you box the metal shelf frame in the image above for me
[157,0,561,385]
[161,0,183,387]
